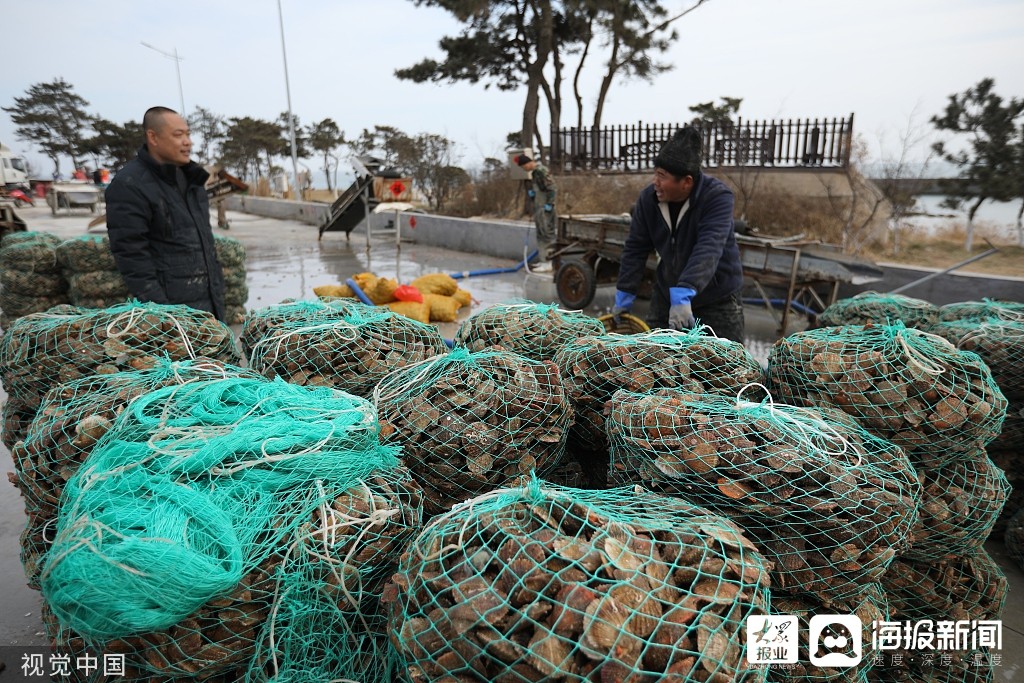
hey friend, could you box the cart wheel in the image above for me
[555,259,597,309]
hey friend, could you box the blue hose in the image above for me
[449,250,539,280]
[743,297,819,316]
[345,278,375,306]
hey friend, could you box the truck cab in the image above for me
[0,143,29,190]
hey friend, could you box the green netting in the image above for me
[553,326,765,450]
[2,230,61,248]
[881,550,1007,624]
[225,282,249,306]
[55,234,120,272]
[905,453,1010,563]
[454,300,606,361]
[608,387,919,600]
[222,266,248,289]
[767,322,1007,468]
[990,400,1024,450]
[937,298,1024,323]
[245,299,447,398]
[214,233,247,267]
[374,347,572,517]
[0,300,241,447]
[11,358,260,589]
[39,376,414,682]
[387,479,771,682]
[1006,508,1024,573]
[770,583,888,682]
[817,292,939,329]
[0,290,70,319]
[928,318,1024,400]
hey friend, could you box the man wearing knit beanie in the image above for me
[611,126,745,342]
[515,153,557,273]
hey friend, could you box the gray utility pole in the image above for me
[141,42,185,115]
[277,0,301,200]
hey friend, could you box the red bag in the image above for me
[393,284,424,303]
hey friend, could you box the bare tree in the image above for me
[820,135,887,255]
[873,106,937,255]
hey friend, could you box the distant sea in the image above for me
[907,195,1022,240]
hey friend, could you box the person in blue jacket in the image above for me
[611,126,745,342]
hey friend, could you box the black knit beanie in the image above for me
[654,126,702,178]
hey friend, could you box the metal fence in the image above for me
[549,115,855,174]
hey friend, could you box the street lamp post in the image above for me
[141,41,185,115]
[277,0,301,200]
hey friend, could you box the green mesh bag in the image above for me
[2,230,61,248]
[881,550,1007,624]
[818,292,939,329]
[222,265,248,289]
[386,479,771,683]
[989,446,1023,539]
[454,300,606,361]
[607,388,919,599]
[768,322,1007,468]
[1006,508,1024,573]
[1,268,66,295]
[553,327,765,450]
[928,318,1024,400]
[12,358,260,589]
[225,282,249,306]
[239,298,356,359]
[990,400,1023,450]
[225,304,247,326]
[0,231,63,274]
[769,583,888,682]
[40,376,414,682]
[214,233,246,267]
[904,453,1010,563]
[55,234,119,272]
[0,290,70,320]
[0,300,241,447]
[246,299,447,398]
[374,347,572,517]
[937,299,1024,323]
[67,270,131,302]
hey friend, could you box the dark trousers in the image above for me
[647,288,746,343]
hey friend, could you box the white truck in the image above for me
[0,142,30,190]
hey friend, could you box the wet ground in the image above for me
[0,202,1020,679]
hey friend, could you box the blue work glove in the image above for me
[668,287,697,331]
[543,203,553,213]
[611,290,636,324]
[527,189,536,198]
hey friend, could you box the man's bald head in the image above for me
[143,106,178,135]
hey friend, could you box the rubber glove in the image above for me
[612,290,636,324]
[543,203,553,212]
[527,189,536,198]
[668,287,697,331]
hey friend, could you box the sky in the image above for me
[2,0,1023,183]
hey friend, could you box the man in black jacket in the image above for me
[105,106,226,321]
[611,126,745,342]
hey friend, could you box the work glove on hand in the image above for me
[527,189,536,198]
[543,203,553,213]
[668,287,697,331]
[611,290,636,325]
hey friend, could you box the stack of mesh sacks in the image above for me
[0,232,69,329]
[38,375,423,682]
[55,234,130,308]
[927,300,1024,539]
[768,320,1009,682]
[0,300,242,449]
[551,326,765,488]
[215,234,248,324]
[386,479,773,682]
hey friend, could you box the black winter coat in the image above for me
[105,145,226,321]
[617,173,743,308]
